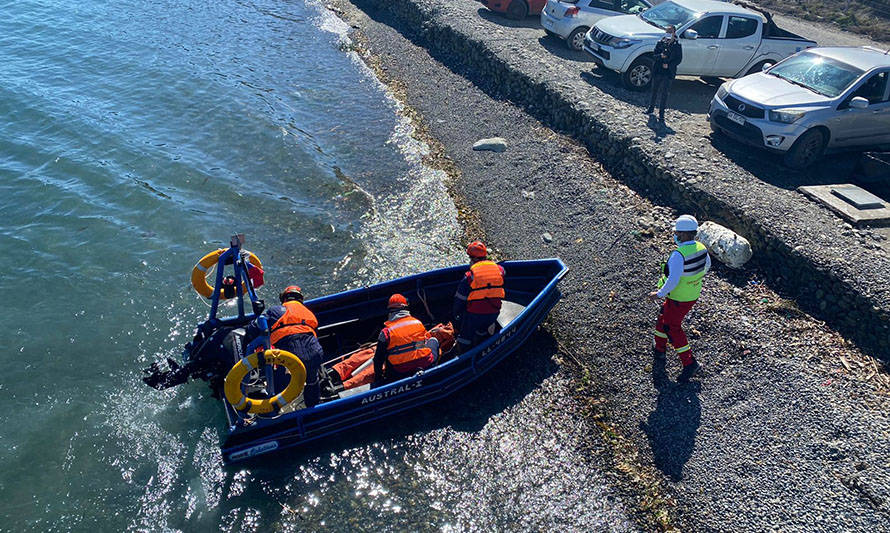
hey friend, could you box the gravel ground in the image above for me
[337,0,890,363]
[332,1,890,530]
[767,10,890,50]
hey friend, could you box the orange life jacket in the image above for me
[270,301,318,344]
[467,260,505,302]
[384,316,433,371]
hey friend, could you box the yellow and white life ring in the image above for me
[190,248,262,299]
[224,349,307,414]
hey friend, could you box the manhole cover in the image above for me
[831,185,885,210]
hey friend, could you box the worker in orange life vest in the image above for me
[245,285,323,407]
[373,294,438,384]
[453,241,506,352]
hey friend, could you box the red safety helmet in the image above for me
[387,293,408,309]
[279,285,303,303]
[466,241,487,259]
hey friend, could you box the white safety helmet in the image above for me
[674,214,699,232]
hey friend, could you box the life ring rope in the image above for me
[190,248,262,299]
[224,349,306,415]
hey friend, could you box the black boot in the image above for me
[677,359,702,383]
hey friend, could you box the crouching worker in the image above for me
[453,241,505,353]
[246,285,323,407]
[373,294,438,385]
[331,321,453,391]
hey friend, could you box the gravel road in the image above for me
[334,1,890,530]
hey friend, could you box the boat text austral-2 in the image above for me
[143,235,568,463]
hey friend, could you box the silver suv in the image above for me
[708,46,890,168]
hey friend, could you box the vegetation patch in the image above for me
[754,0,890,42]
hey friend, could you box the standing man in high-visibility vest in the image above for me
[648,215,710,382]
[453,241,506,352]
[246,285,323,407]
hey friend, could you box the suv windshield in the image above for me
[639,1,696,30]
[768,52,865,98]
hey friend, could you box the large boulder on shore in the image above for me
[698,221,752,269]
[472,137,507,152]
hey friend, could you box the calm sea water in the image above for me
[0,0,631,530]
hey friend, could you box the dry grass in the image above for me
[755,0,890,42]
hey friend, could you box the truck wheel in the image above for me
[622,56,653,91]
[567,27,589,51]
[745,60,771,77]
[506,0,528,19]
[783,129,826,169]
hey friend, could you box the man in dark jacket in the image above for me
[645,25,682,123]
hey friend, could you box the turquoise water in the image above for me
[0,0,630,530]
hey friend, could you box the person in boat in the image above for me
[452,241,505,353]
[373,294,438,384]
[245,285,322,407]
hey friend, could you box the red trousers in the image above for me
[654,298,697,366]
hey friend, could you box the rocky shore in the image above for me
[332,0,890,530]
[342,0,890,360]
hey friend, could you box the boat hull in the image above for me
[221,258,568,463]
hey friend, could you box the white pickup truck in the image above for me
[583,0,817,90]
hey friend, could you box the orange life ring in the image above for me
[190,248,262,299]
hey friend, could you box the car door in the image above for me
[713,15,761,77]
[831,70,890,148]
[678,15,725,76]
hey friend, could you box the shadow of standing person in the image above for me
[640,357,701,481]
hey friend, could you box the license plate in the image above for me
[727,111,746,125]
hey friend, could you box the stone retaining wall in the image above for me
[355,0,890,358]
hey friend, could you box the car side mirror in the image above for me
[761,62,773,72]
[683,29,698,40]
[850,96,870,109]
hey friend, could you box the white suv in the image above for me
[709,46,890,168]
[542,0,651,51]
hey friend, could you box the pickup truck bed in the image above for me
[763,19,807,41]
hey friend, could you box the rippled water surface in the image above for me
[0,0,631,530]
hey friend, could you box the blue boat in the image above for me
[143,237,568,463]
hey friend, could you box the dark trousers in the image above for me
[456,312,499,349]
[275,333,323,407]
[648,74,674,118]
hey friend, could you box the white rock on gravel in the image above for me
[472,137,507,152]
[698,221,753,269]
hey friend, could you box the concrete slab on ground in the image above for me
[799,184,890,226]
